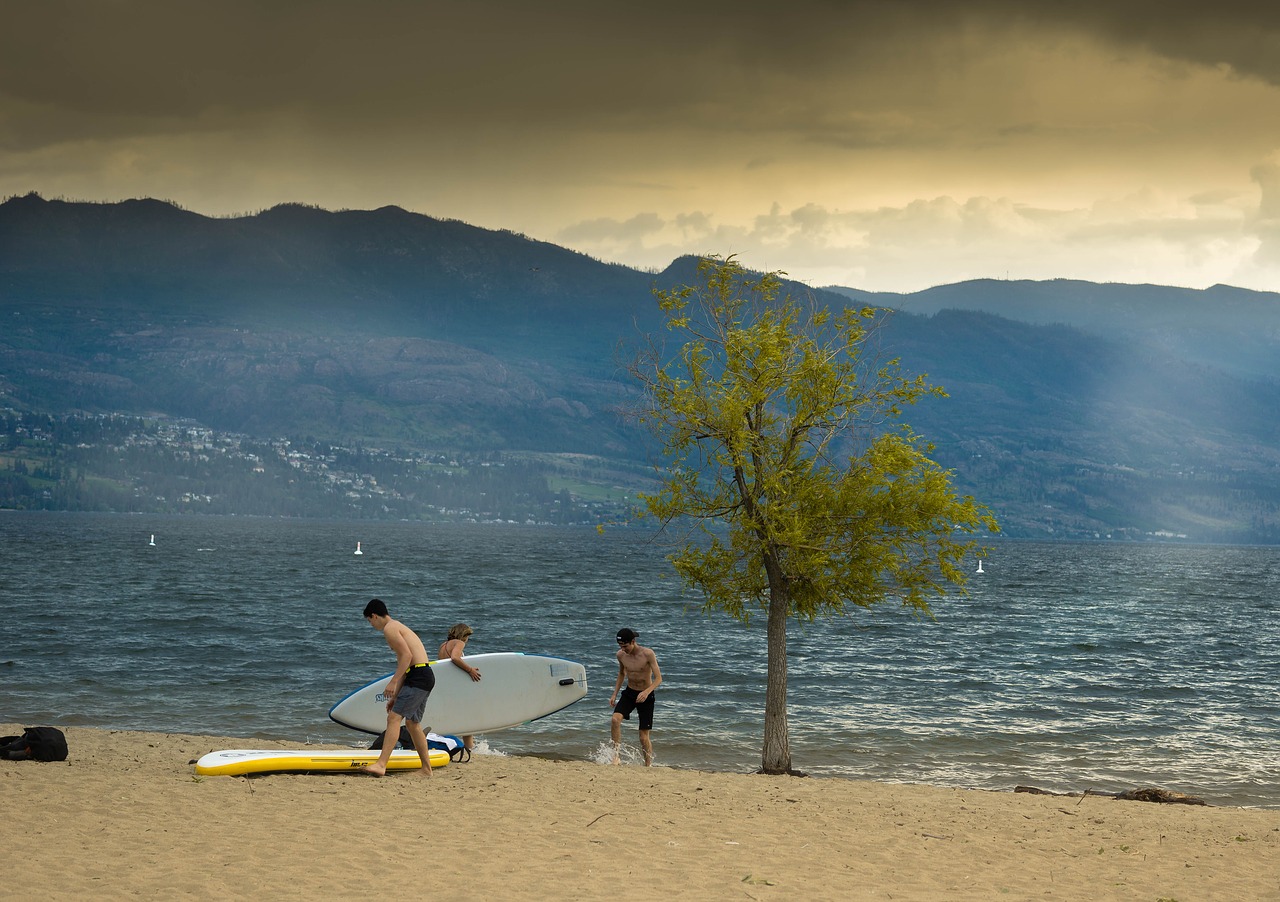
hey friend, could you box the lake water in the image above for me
[2,511,1277,807]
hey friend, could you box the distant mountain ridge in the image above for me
[2,192,1278,542]
[0,192,652,353]
[826,278,1280,380]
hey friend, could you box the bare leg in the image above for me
[361,711,404,776]
[639,729,653,767]
[610,712,623,764]
[404,719,432,777]
[462,734,474,752]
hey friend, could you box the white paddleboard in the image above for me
[328,652,588,736]
[194,747,450,776]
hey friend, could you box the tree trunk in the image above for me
[760,584,792,774]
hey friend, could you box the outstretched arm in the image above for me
[609,657,625,705]
[448,643,482,681]
[637,651,662,702]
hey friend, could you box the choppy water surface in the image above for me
[2,511,1277,807]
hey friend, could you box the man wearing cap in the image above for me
[609,628,663,766]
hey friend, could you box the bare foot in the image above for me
[417,767,433,778]
[360,763,387,777]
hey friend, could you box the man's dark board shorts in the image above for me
[392,665,436,722]
[613,687,656,731]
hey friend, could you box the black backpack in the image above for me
[1,727,69,762]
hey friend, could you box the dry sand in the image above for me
[2,724,1277,900]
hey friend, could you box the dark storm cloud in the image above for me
[1036,1,1280,84]
[4,0,1278,147]
[4,1,1279,291]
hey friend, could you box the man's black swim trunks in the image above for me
[403,662,436,691]
[613,686,656,731]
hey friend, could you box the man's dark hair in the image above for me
[363,598,388,619]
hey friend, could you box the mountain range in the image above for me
[2,192,1278,543]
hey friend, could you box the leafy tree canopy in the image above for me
[630,256,998,773]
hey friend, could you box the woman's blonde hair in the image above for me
[447,623,473,641]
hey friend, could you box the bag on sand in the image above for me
[367,727,470,762]
[1,726,69,762]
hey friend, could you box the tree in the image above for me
[629,256,998,774]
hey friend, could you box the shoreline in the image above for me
[3,724,1277,900]
[18,717,1276,810]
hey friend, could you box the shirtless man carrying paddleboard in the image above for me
[361,598,434,777]
[609,627,663,766]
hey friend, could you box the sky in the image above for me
[4,1,1280,294]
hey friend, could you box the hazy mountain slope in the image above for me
[2,194,1277,541]
[825,279,1280,379]
[884,309,1280,539]
[0,192,656,356]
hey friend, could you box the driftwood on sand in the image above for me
[1015,785,1209,805]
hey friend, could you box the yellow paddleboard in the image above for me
[195,748,450,776]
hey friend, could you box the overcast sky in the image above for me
[4,1,1280,292]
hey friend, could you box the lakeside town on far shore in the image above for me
[1,410,642,525]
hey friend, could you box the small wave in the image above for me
[470,738,505,757]
[589,740,650,767]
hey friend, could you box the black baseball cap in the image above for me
[616,628,638,643]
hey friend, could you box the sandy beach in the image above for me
[2,724,1277,900]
